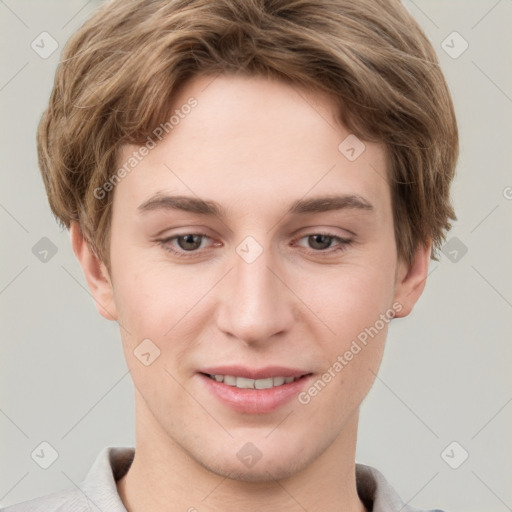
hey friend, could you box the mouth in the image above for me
[197,366,314,414]
[201,373,310,389]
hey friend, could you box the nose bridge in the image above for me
[236,251,276,311]
[218,238,294,343]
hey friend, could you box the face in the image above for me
[74,74,429,482]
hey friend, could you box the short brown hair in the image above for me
[37,0,458,271]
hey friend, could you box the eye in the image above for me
[174,234,206,251]
[157,231,353,260]
[158,233,214,258]
[295,232,352,254]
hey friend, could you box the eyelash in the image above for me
[157,232,353,259]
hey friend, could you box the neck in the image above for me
[117,396,366,512]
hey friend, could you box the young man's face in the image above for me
[74,74,429,481]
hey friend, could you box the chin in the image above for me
[207,458,306,483]
[188,441,316,483]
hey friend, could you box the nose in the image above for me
[215,243,296,346]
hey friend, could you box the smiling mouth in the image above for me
[201,373,312,390]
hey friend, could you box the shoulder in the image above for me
[1,446,132,512]
[1,486,87,512]
[356,463,447,512]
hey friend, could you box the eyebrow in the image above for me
[137,193,374,217]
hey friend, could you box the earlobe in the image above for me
[392,241,432,318]
[70,222,118,321]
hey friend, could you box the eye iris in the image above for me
[177,234,202,251]
[172,234,338,252]
[309,234,332,250]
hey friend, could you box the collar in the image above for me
[79,446,437,512]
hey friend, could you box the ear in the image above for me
[70,221,118,321]
[392,241,431,318]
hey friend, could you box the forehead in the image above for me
[114,74,389,218]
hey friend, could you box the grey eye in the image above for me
[306,234,335,250]
[176,234,204,251]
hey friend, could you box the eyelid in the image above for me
[157,229,353,260]
[291,232,353,256]
[293,232,352,246]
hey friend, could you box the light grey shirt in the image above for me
[2,447,445,512]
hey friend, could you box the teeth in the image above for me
[255,377,274,389]
[223,375,237,386]
[237,377,255,389]
[270,376,284,386]
[209,374,301,389]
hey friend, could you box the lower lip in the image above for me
[199,373,313,414]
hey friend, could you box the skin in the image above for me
[71,74,430,512]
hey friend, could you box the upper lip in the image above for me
[199,366,311,380]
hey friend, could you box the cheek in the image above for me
[114,271,163,332]
[296,268,393,417]
[292,259,395,408]
[297,261,396,342]
[110,257,176,363]
[297,331,387,427]
[112,264,194,402]
[111,254,214,367]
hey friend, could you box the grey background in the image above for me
[1,0,511,510]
